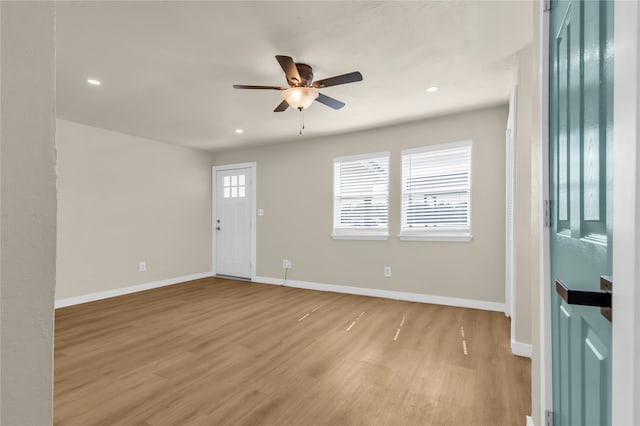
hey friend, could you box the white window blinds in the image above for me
[400,141,472,240]
[333,152,389,239]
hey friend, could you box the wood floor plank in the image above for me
[54,277,531,425]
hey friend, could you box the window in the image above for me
[400,140,472,241]
[223,174,246,198]
[333,152,389,240]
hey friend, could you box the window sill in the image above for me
[332,233,390,241]
[398,233,472,242]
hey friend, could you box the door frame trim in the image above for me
[612,2,640,424]
[541,2,640,424]
[211,162,257,281]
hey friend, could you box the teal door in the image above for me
[549,0,613,425]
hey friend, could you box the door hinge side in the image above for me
[544,200,551,228]
[544,0,552,12]
[545,410,554,426]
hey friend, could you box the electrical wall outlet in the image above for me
[282,259,292,269]
[384,266,391,277]
[139,261,146,272]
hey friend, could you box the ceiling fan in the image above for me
[233,55,363,112]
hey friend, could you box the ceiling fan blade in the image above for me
[312,71,363,88]
[315,93,345,110]
[275,55,302,85]
[274,100,289,112]
[233,84,286,90]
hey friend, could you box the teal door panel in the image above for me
[549,0,613,425]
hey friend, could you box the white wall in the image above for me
[612,1,640,423]
[56,120,213,301]
[213,106,508,305]
[0,2,56,423]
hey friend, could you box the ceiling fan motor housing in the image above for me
[293,63,314,87]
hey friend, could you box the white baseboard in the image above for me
[56,272,508,314]
[254,276,505,313]
[55,272,213,309]
[526,415,535,426]
[511,340,533,358]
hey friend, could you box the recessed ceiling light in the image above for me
[426,86,438,93]
[235,129,244,134]
[87,79,102,86]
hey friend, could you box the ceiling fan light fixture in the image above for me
[281,87,319,110]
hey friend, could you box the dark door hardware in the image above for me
[555,276,612,321]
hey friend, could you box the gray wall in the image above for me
[213,106,508,304]
[55,120,214,300]
[1,2,56,424]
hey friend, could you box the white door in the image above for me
[215,166,253,279]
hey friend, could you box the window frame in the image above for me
[332,151,390,240]
[399,140,473,242]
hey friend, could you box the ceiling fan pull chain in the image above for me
[299,108,303,135]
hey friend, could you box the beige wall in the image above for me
[530,1,544,424]
[1,1,56,423]
[513,9,545,424]
[515,44,534,346]
[511,1,543,422]
[56,120,213,300]
[213,106,508,303]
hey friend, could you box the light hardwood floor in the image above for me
[55,277,531,425]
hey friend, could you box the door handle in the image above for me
[555,276,612,321]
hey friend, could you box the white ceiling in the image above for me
[56,1,532,152]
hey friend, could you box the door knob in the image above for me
[555,276,612,321]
